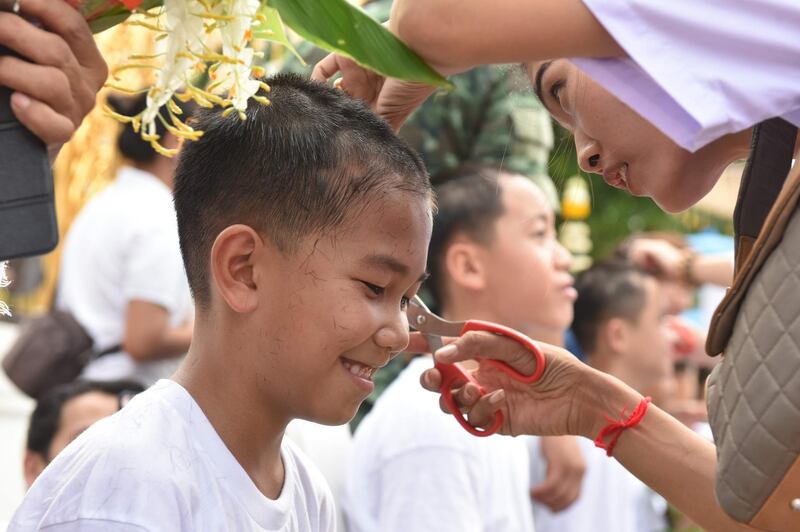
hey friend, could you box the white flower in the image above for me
[106,0,270,155]
[141,0,205,139]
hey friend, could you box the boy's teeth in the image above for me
[343,359,375,380]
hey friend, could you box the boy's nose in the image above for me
[374,310,410,354]
[554,241,573,271]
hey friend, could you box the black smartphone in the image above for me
[0,41,59,261]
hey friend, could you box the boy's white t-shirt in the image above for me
[529,436,667,532]
[9,380,337,532]
[285,420,352,532]
[56,166,193,385]
[344,357,535,532]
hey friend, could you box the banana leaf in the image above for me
[270,0,452,89]
[252,4,305,65]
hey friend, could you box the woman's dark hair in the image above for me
[106,93,193,164]
[26,379,146,460]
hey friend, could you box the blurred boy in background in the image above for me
[531,261,673,532]
[23,379,145,488]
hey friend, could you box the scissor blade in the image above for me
[425,333,444,353]
[407,296,464,337]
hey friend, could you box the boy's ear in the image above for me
[444,236,487,293]
[603,317,631,355]
[210,225,263,313]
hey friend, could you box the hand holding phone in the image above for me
[0,0,108,259]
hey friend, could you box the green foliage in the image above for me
[252,5,306,65]
[270,0,452,88]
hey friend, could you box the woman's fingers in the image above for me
[435,330,540,376]
[420,366,442,393]
[465,389,506,430]
[310,52,342,82]
[311,53,383,104]
[435,382,505,432]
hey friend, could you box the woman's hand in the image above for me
[413,331,600,438]
[0,0,108,155]
[311,53,436,132]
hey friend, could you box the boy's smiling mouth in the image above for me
[340,357,380,392]
[340,358,378,380]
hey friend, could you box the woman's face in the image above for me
[530,60,740,213]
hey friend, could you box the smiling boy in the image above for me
[10,74,433,532]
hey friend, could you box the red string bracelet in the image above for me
[594,397,652,457]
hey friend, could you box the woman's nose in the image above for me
[575,131,602,173]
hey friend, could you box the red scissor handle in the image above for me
[437,320,546,437]
[438,361,503,437]
[461,320,546,383]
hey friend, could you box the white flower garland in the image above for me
[105,0,269,156]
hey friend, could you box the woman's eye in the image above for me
[550,80,565,105]
[400,296,410,310]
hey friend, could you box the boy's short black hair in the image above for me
[26,379,145,460]
[173,73,431,307]
[572,261,654,354]
[426,164,509,308]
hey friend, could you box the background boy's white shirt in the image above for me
[8,380,337,532]
[574,0,800,152]
[528,436,667,532]
[56,166,193,385]
[344,357,535,532]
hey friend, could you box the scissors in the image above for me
[407,296,546,437]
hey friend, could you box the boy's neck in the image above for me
[173,325,289,499]
[440,301,565,346]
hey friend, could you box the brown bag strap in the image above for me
[732,118,797,273]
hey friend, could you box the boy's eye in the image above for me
[362,281,412,310]
[362,281,384,296]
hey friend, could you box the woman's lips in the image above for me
[603,163,629,191]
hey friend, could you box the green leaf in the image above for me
[252,5,306,66]
[270,0,452,89]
